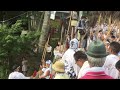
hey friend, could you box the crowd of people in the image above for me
[8,13,120,79]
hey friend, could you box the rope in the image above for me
[41,33,51,63]
[0,12,28,23]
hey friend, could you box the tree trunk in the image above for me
[37,12,45,32]
[38,11,50,54]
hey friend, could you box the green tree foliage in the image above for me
[50,19,61,29]
[0,19,40,79]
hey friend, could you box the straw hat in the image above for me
[52,60,65,73]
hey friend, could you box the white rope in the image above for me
[0,12,28,23]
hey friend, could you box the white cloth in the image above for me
[43,68,50,79]
[61,38,80,78]
[118,52,120,56]
[50,11,56,20]
[42,68,46,72]
[103,26,108,33]
[22,60,27,65]
[8,71,30,79]
[61,49,80,77]
[87,67,105,72]
[53,49,63,58]
[103,54,119,79]
[69,38,79,51]
[87,37,92,50]
[77,61,90,79]
[22,65,27,71]
[93,34,97,41]
[46,60,51,64]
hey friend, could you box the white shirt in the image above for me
[103,54,119,79]
[43,68,50,79]
[8,71,30,79]
[22,65,27,71]
[77,61,90,79]
[53,49,63,58]
[103,26,108,33]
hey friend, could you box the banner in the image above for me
[50,11,56,20]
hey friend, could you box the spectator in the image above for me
[8,65,30,79]
[103,42,120,79]
[74,51,89,79]
[80,40,113,79]
[52,60,70,79]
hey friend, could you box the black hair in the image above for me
[99,30,102,32]
[110,42,120,54]
[74,51,87,61]
[115,60,120,70]
[93,30,95,33]
[12,64,20,71]
[111,36,115,39]
[107,39,110,43]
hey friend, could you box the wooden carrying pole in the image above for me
[67,11,72,37]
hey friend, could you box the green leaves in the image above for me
[0,19,39,78]
[50,19,61,29]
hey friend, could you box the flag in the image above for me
[107,15,111,36]
[98,14,101,25]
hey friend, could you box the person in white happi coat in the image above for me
[103,42,120,79]
[61,38,80,79]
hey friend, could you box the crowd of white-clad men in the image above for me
[8,13,120,79]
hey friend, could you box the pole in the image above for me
[67,11,72,36]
